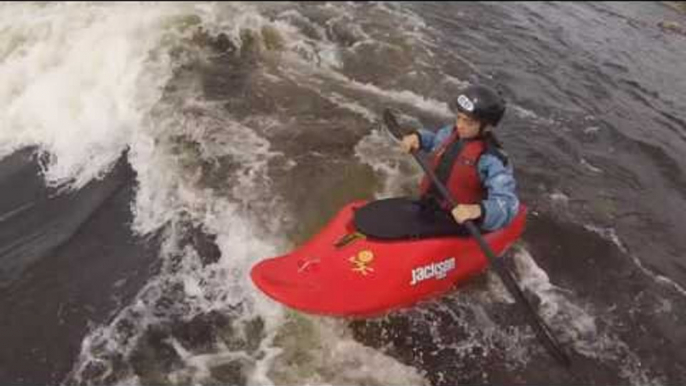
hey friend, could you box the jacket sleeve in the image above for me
[477,154,520,231]
[416,125,452,153]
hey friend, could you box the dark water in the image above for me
[350,2,686,384]
[1,2,686,385]
[0,150,160,383]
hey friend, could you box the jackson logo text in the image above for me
[410,257,456,286]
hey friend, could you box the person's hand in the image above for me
[401,133,420,153]
[451,204,482,224]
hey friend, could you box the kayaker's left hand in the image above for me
[451,204,482,224]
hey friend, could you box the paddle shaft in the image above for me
[398,117,571,367]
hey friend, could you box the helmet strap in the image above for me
[478,123,489,135]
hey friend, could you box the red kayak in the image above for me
[251,198,527,317]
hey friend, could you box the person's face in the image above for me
[456,112,482,139]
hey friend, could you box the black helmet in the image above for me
[453,84,506,127]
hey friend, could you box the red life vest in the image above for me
[419,129,486,209]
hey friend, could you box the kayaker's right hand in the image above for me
[401,133,420,153]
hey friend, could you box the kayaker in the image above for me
[400,84,519,232]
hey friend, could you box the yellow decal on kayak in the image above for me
[349,250,375,276]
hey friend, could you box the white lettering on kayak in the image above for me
[410,257,456,286]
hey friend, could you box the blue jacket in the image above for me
[416,126,520,231]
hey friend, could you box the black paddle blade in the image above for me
[382,108,404,142]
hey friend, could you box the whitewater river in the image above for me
[1,2,685,385]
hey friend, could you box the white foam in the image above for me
[443,74,470,88]
[511,248,597,343]
[266,315,428,386]
[549,191,570,206]
[511,104,539,119]
[411,289,536,370]
[70,157,288,384]
[167,336,253,384]
[0,3,203,189]
[8,3,435,384]
[280,56,452,118]
[510,104,556,125]
[371,2,437,50]
[11,3,635,385]
[580,157,604,173]
[354,128,422,198]
[129,98,284,235]
[584,126,602,134]
[584,225,628,253]
[263,8,346,70]
[0,3,303,384]
[330,72,452,117]
[510,247,661,385]
[323,92,377,122]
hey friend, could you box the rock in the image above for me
[664,1,686,13]
[262,25,285,51]
[658,20,685,34]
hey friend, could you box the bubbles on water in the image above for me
[29,3,448,384]
[7,2,680,385]
[354,127,421,199]
[0,3,198,189]
[580,157,604,173]
[511,247,598,346]
[583,225,628,253]
[584,126,602,134]
[510,105,556,126]
[268,314,428,386]
[510,247,666,385]
[549,191,571,207]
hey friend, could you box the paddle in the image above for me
[382,108,571,367]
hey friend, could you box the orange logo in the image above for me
[349,250,375,276]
